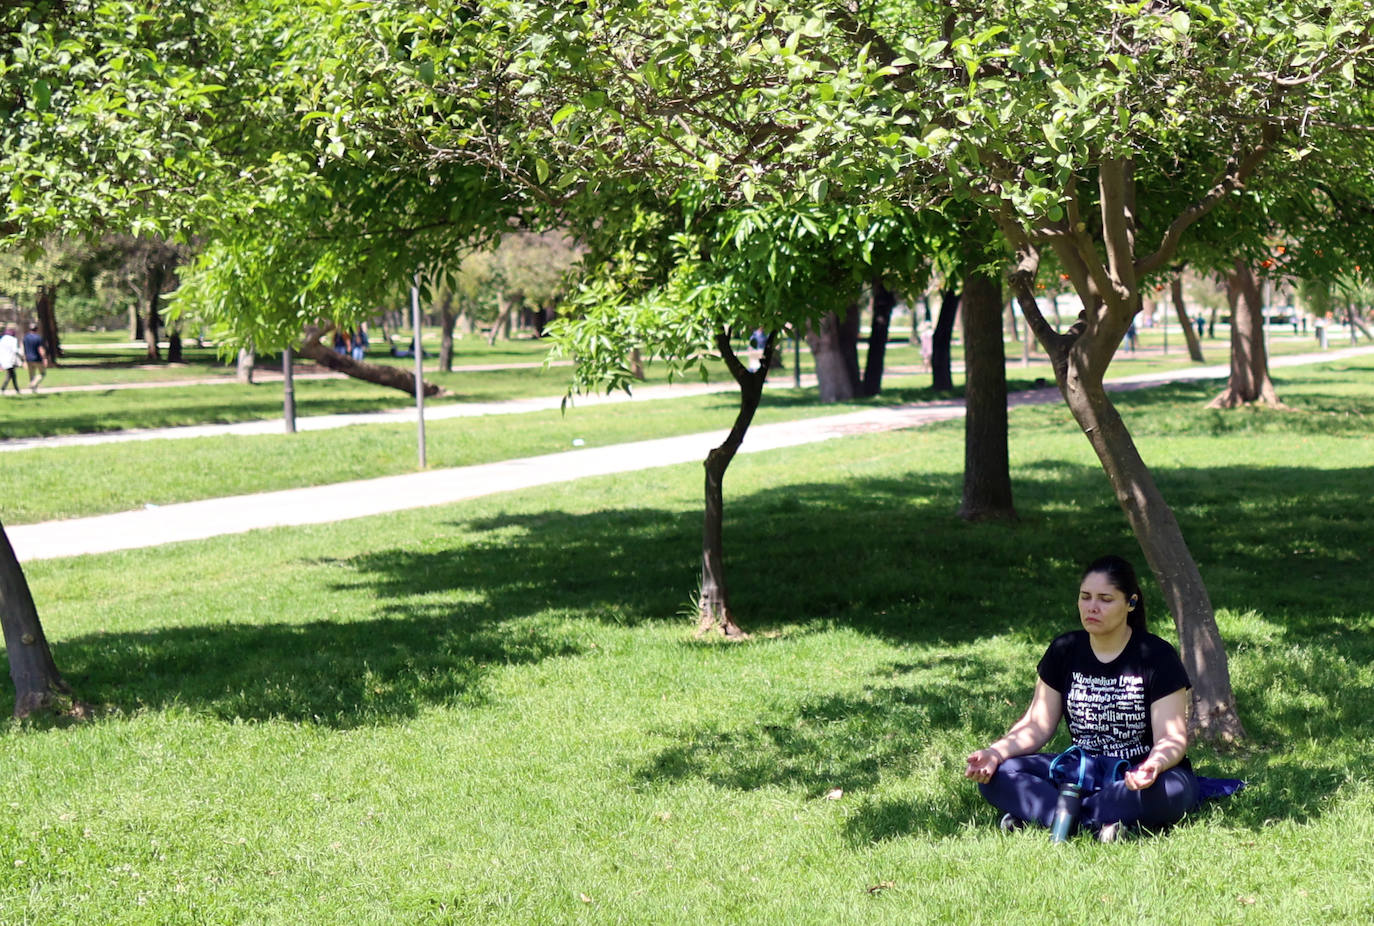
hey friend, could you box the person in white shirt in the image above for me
[0,325,21,394]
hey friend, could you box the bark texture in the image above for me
[958,262,1015,522]
[930,288,959,391]
[144,261,164,361]
[1209,261,1281,408]
[805,302,862,402]
[1,522,85,718]
[1170,275,1206,363]
[697,331,773,639]
[861,279,896,397]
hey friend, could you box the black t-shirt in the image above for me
[1037,629,1190,762]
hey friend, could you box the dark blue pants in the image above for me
[979,753,1198,832]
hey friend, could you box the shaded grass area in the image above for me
[2,361,1373,923]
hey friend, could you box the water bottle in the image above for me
[1049,782,1082,843]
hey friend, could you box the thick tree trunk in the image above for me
[958,263,1015,522]
[697,331,773,639]
[805,301,862,402]
[299,325,443,397]
[144,263,164,362]
[236,347,256,384]
[129,302,142,341]
[930,287,959,391]
[1209,261,1280,408]
[1171,276,1205,363]
[438,293,456,373]
[1,522,85,719]
[861,279,895,397]
[167,329,183,363]
[35,285,60,362]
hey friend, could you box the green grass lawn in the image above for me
[2,356,1372,923]
[0,386,909,524]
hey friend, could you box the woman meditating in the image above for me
[964,555,1199,842]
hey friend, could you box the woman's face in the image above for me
[1078,571,1132,638]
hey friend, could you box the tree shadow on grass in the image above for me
[52,606,585,729]
[635,655,1010,841]
[19,452,1373,836]
[612,460,1374,838]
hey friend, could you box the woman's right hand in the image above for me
[964,748,1003,783]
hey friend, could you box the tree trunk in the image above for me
[487,294,515,346]
[129,302,142,341]
[34,284,60,362]
[1347,304,1371,342]
[167,329,182,363]
[1171,275,1205,363]
[958,262,1015,521]
[1209,261,1280,408]
[299,325,444,397]
[629,348,645,380]
[0,521,86,719]
[438,292,456,373]
[236,347,256,384]
[1060,358,1245,743]
[861,278,895,397]
[805,301,862,402]
[1008,255,1246,744]
[930,287,960,391]
[144,262,164,361]
[697,330,773,639]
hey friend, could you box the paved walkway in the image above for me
[8,346,1372,563]
[0,378,741,453]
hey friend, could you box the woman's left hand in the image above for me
[1124,759,1160,790]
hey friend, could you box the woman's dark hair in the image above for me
[1081,554,1147,633]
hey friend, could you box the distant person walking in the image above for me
[22,323,47,392]
[0,324,21,394]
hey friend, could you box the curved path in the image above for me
[9,346,1372,563]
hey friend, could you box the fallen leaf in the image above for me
[824,788,844,801]
[867,880,895,895]
[1238,896,1257,906]
[579,893,593,904]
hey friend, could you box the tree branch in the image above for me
[1136,124,1278,276]
[1098,156,1137,306]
